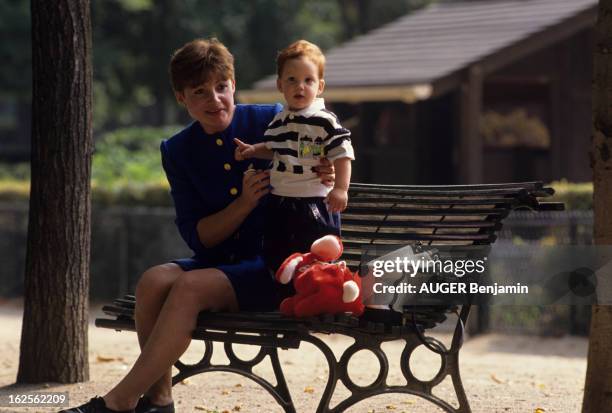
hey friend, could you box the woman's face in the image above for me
[175,75,235,134]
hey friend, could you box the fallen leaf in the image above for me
[232,406,241,411]
[234,383,242,388]
[180,379,191,385]
[490,373,504,384]
[96,354,122,363]
[304,386,315,394]
[222,390,230,395]
[534,408,545,413]
[193,406,207,411]
[386,405,396,410]
[401,400,414,405]
[537,383,546,390]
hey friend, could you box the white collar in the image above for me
[279,97,325,119]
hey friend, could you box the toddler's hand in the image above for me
[326,188,348,213]
[234,138,255,161]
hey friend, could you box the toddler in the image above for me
[235,40,354,273]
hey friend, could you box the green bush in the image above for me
[0,163,30,180]
[92,179,172,206]
[92,125,181,187]
[0,179,29,202]
[548,180,593,210]
[0,149,597,210]
[0,126,181,206]
[89,125,180,205]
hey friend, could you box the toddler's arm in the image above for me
[326,157,351,213]
[234,138,274,160]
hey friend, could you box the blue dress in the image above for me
[160,103,282,311]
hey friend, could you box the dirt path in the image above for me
[0,300,587,413]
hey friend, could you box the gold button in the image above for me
[230,187,238,196]
[224,163,231,171]
[216,138,223,146]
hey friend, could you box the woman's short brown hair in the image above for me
[276,40,325,79]
[169,38,235,92]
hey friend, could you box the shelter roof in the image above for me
[239,0,596,103]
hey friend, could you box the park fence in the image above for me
[0,203,594,335]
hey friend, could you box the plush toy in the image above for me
[276,235,365,317]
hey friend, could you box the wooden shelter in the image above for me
[239,0,596,184]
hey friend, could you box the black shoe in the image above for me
[59,396,135,413]
[135,396,175,413]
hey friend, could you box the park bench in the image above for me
[95,181,562,413]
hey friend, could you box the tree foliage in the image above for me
[0,0,31,99]
[1,0,433,134]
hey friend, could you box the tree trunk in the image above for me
[17,0,92,383]
[582,0,612,411]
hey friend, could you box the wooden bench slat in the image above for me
[342,231,495,242]
[348,196,518,206]
[345,206,509,216]
[350,188,527,196]
[340,218,501,229]
[349,181,545,190]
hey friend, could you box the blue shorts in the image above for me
[172,255,282,311]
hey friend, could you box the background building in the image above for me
[239,0,596,185]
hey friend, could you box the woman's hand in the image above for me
[314,157,335,187]
[236,169,270,210]
[196,169,269,248]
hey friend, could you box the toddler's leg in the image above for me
[263,195,296,273]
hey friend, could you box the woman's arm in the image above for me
[196,169,270,248]
[314,157,335,187]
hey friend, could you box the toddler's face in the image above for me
[277,57,325,111]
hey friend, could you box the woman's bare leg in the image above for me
[102,268,238,411]
[133,263,183,406]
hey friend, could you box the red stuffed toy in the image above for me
[275,235,365,317]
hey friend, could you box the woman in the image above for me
[61,38,333,413]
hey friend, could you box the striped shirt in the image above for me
[264,98,354,197]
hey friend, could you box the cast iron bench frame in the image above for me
[96,181,562,413]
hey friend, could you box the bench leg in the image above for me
[171,340,296,413]
[302,333,471,413]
